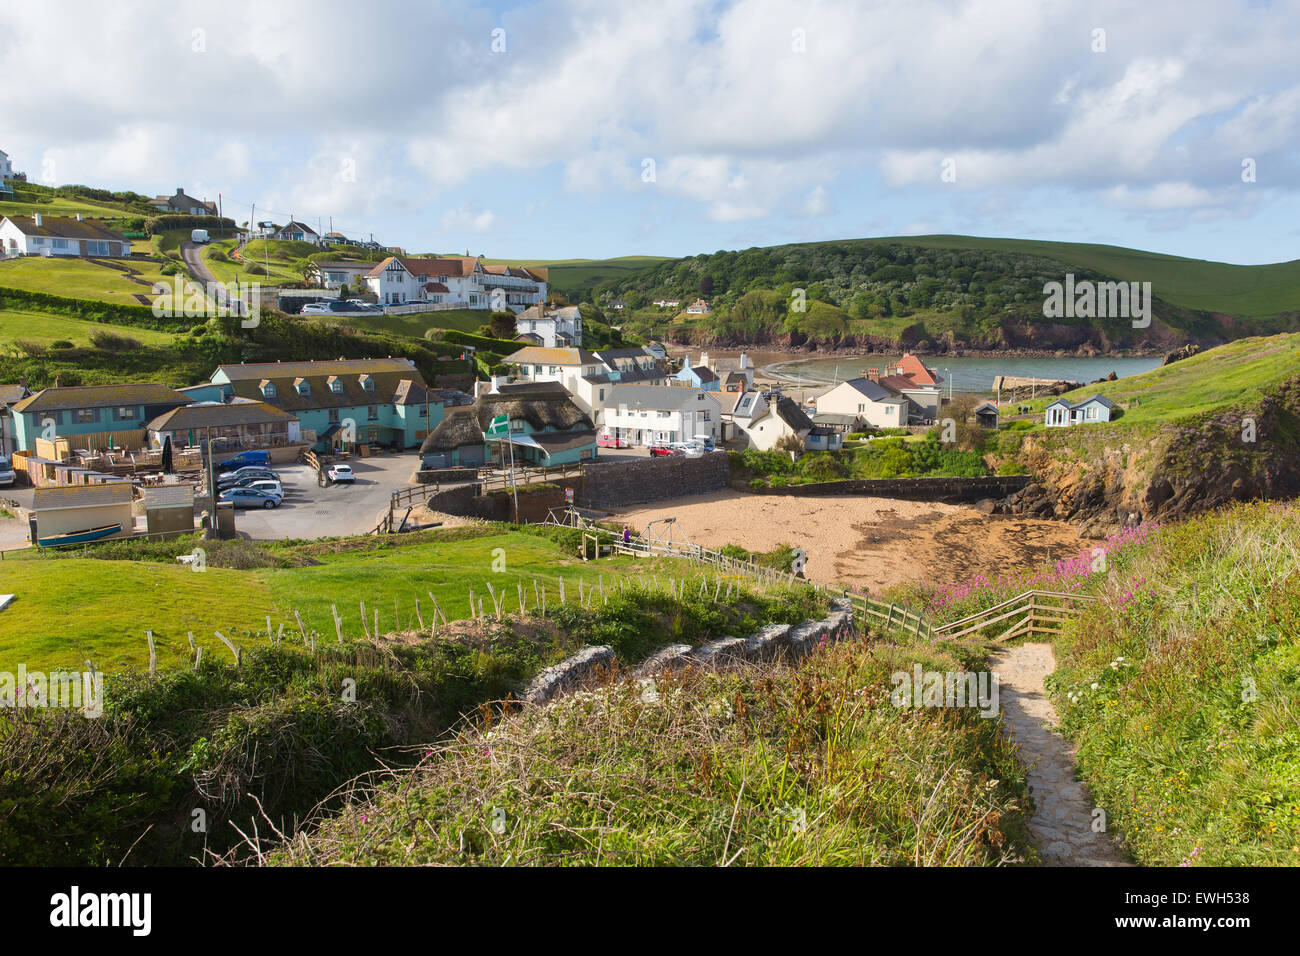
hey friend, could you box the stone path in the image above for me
[992,643,1133,866]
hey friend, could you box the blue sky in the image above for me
[2,0,1298,264]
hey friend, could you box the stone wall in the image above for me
[572,453,729,509]
[415,467,478,485]
[527,598,857,706]
[759,475,1031,503]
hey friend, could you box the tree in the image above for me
[699,275,714,296]
[488,312,517,338]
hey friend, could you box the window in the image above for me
[87,241,110,256]
[76,408,97,423]
[262,383,277,398]
[328,408,340,423]
[367,405,378,421]
[52,238,69,250]
[599,389,605,402]
[297,382,310,396]
[548,366,558,375]
[419,406,428,418]
[361,377,375,392]
[701,411,710,421]
[330,380,343,393]
[116,406,137,421]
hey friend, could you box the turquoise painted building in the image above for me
[10,383,191,452]
[419,381,597,468]
[209,359,470,450]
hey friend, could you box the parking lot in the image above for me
[225,453,425,539]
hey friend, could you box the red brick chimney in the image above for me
[866,368,880,382]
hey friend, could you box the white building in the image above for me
[147,187,216,216]
[814,377,909,429]
[516,305,582,347]
[740,395,815,451]
[501,345,670,417]
[308,260,379,290]
[0,150,13,181]
[0,214,131,258]
[685,298,711,314]
[1045,394,1113,427]
[364,255,547,312]
[598,385,721,446]
[272,221,321,244]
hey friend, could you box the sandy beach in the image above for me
[613,491,1085,594]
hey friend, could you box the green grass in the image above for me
[271,630,1032,866]
[873,235,1300,321]
[0,194,135,221]
[0,307,176,347]
[207,240,303,287]
[0,255,198,308]
[309,308,488,337]
[0,529,697,673]
[1046,502,1300,865]
[479,255,670,296]
[1013,332,1300,429]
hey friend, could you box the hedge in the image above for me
[143,214,237,237]
[0,286,191,333]
[442,329,524,354]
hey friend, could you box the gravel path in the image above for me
[993,642,1133,867]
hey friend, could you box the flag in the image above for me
[487,414,509,437]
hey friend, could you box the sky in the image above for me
[2,0,1298,265]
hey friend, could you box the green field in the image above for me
[0,530,694,673]
[0,194,134,222]
[867,235,1300,321]
[0,307,176,347]
[310,307,487,338]
[479,255,670,296]
[0,255,193,307]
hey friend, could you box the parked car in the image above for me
[218,487,282,509]
[301,300,375,315]
[692,434,716,451]
[217,450,272,472]
[243,479,284,497]
[0,455,13,486]
[648,443,679,457]
[327,463,355,483]
[215,468,279,486]
[597,434,629,449]
[675,441,704,458]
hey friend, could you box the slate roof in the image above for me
[146,401,296,432]
[1048,394,1114,411]
[772,396,815,433]
[3,215,130,242]
[840,377,905,403]
[14,383,190,414]
[600,384,720,411]
[214,358,417,381]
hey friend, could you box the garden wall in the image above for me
[759,475,1031,502]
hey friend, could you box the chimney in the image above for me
[739,353,749,369]
[176,188,183,196]
[867,368,880,382]
[489,375,501,393]
[33,213,42,227]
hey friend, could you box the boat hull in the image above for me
[36,523,123,547]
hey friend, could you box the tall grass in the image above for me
[1046,502,1300,865]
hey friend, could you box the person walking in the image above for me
[622,525,632,545]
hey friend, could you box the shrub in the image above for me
[89,330,143,351]
[49,339,76,350]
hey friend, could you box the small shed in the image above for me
[973,402,1000,429]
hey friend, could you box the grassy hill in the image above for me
[603,235,1300,352]
[0,308,176,348]
[876,235,1300,321]
[479,255,670,297]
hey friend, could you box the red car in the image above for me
[648,443,679,457]
[597,434,630,449]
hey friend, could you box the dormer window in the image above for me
[360,375,375,392]
[261,381,277,399]
[328,376,343,394]
[297,381,310,396]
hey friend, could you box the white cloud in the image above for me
[440,202,497,234]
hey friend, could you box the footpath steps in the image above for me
[993,642,1132,867]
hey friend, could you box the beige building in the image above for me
[814,377,909,429]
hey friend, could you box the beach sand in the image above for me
[613,491,1084,595]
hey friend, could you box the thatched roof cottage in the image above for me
[418,381,597,468]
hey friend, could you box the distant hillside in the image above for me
[478,255,671,297]
[600,236,1300,353]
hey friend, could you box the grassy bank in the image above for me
[1046,502,1300,865]
[269,626,1030,866]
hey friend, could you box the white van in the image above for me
[191,229,209,244]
